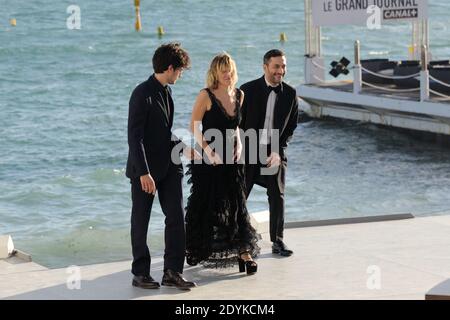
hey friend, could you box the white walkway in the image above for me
[2,214,450,300]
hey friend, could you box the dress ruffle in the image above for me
[185,161,260,268]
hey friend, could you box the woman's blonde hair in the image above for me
[206,52,238,90]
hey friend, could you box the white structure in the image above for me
[249,210,270,235]
[298,0,450,136]
[0,235,15,259]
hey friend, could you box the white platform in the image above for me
[3,214,450,300]
[298,82,450,136]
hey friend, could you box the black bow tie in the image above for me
[267,84,281,94]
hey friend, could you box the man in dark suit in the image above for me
[126,43,199,290]
[240,49,299,257]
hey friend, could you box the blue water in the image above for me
[2,0,450,268]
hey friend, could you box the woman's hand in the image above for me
[207,150,223,166]
[234,141,243,162]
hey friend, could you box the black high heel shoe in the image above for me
[186,255,199,266]
[238,252,257,275]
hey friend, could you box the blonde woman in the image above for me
[185,53,260,273]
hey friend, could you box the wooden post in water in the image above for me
[157,26,165,38]
[135,0,142,32]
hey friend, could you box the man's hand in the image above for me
[266,151,281,168]
[183,147,202,161]
[140,174,156,195]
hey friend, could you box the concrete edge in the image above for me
[425,294,450,300]
[425,278,450,300]
[13,249,32,262]
[1,235,32,263]
[285,213,415,229]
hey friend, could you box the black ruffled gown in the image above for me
[185,88,260,268]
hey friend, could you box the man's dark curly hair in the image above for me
[152,42,191,73]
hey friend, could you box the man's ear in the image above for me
[167,65,174,72]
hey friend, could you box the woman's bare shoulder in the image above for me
[195,88,212,110]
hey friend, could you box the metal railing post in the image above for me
[353,40,362,94]
[420,44,429,102]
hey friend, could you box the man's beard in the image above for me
[271,74,283,84]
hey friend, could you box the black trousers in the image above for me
[130,166,185,276]
[245,162,286,243]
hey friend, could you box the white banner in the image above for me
[312,0,428,26]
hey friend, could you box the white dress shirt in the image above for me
[260,77,278,145]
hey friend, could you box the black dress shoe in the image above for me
[161,269,197,290]
[132,275,160,289]
[272,240,293,257]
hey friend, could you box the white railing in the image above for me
[310,41,450,102]
[430,89,450,101]
[311,59,328,71]
[352,42,440,102]
[361,81,420,93]
[429,74,450,89]
[360,66,420,80]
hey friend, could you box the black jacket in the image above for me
[240,76,299,162]
[126,75,183,182]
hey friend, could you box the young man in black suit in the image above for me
[240,49,299,257]
[126,43,199,290]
